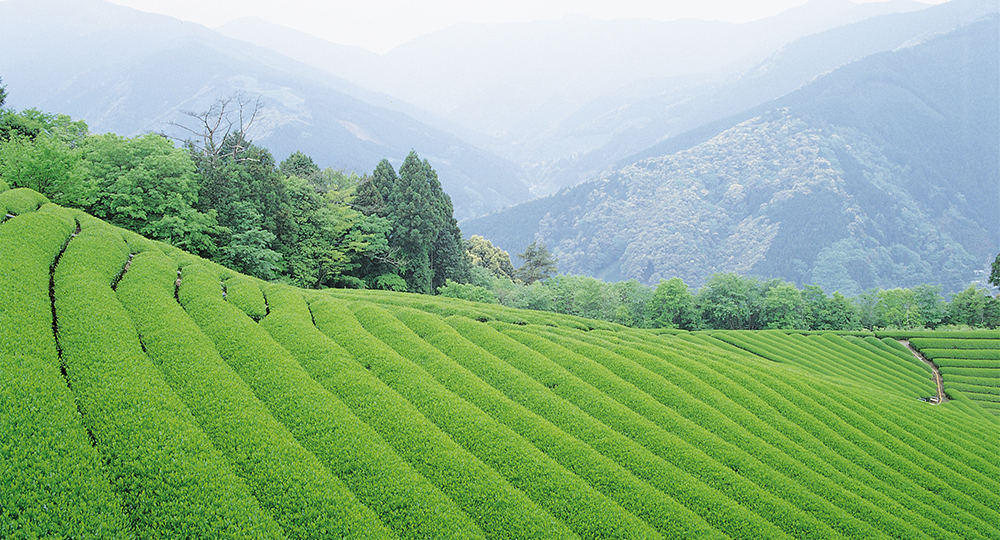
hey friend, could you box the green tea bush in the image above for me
[878,330,1000,339]
[379,307,706,540]
[223,274,268,320]
[942,374,1000,387]
[310,297,601,540]
[522,325,933,540]
[475,325,869,539]
[0,187,49,217]
[922,349,1000,361]
[0,208,130,539]
[934,357,1000,368]
[910,338,1000,350]
[554,328,994,539]
[179,270,471,540]
[54,217,287,539]
[117,252,396,540]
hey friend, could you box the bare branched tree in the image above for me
[167,91,262,166]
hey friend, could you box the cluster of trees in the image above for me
[447,235,1000,331]
[0,89,468,293]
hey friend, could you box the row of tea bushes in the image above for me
[247,285,494,540]
[311,297,620,539]
[0,206,130,539]
[619,331,999,539]
[369,306,711,540]
[52,215,286,539]
[115,250,393,540]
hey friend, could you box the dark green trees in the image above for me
[514,241,558,285]
[356,152,470,294]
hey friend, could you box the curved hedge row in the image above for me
[934,358,1000,368]
[0,208,130,539]
[909,338,1000,350]
[878,330,1000,339]
[53,216,286,539]
[922,350,1000,361]
[116,251,395,540]
[175,263,450,540]
[312,297,632,540]
[0,188,49,219]
[381,307,718,540]
[570,329,999,539]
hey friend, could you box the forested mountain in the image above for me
[463,16,1000,296]
[0,0,530,220]
[218,0,945,194]
[531,0,999,194]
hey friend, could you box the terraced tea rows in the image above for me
[2,189,999,538]
[890,333,1000,416]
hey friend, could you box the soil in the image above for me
[900,340,948,404]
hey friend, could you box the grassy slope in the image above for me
[2,189,999,539]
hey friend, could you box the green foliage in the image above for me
[436,279,498,303]
[466,235,515,280]
[514,241,558,285]
[646,278,699,330]
[53,216,286,539]
[0,131,88,206]
[946,284,1000,328]
[0,208,130,539]
[117,252,393,540]
[79,132,218,256]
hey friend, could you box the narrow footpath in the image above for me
[900,340,948,404]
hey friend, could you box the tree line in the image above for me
[0,89,469,293]
[3,82,997,331]
[447,236,1000,331]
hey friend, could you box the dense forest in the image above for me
[1,81,997,332]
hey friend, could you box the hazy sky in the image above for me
[103,0,943,53]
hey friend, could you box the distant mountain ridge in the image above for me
[462,16,1000,296]
[0,0,531,220]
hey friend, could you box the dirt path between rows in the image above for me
[900,340,948,404]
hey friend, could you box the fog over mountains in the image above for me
[464,14,1000,295]
[1,0,997,292]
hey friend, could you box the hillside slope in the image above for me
[463,16,1000,295]
[0,0,529,220]
[3,187,1000,538]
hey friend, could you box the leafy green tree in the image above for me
[79,132,218,256]
[762,281,805,329]
[875,288,921,329]
[613,280,654,328]
[437,280,498,304]
[278,150,320,180]
[0,77,6,108]
[646,277,699,330]
[946,284,992,327]
[514,241,558,285]
[0,133,87,206]
[912,284,947,328]
[466,235,515,280]
[697,273,764,330]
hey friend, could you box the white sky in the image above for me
[103,0,943,53]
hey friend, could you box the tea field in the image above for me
[2,187,999,539]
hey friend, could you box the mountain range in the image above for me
[1,0,997,294]
[463,14,1000,296]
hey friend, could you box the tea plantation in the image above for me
[2,187,999,539]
